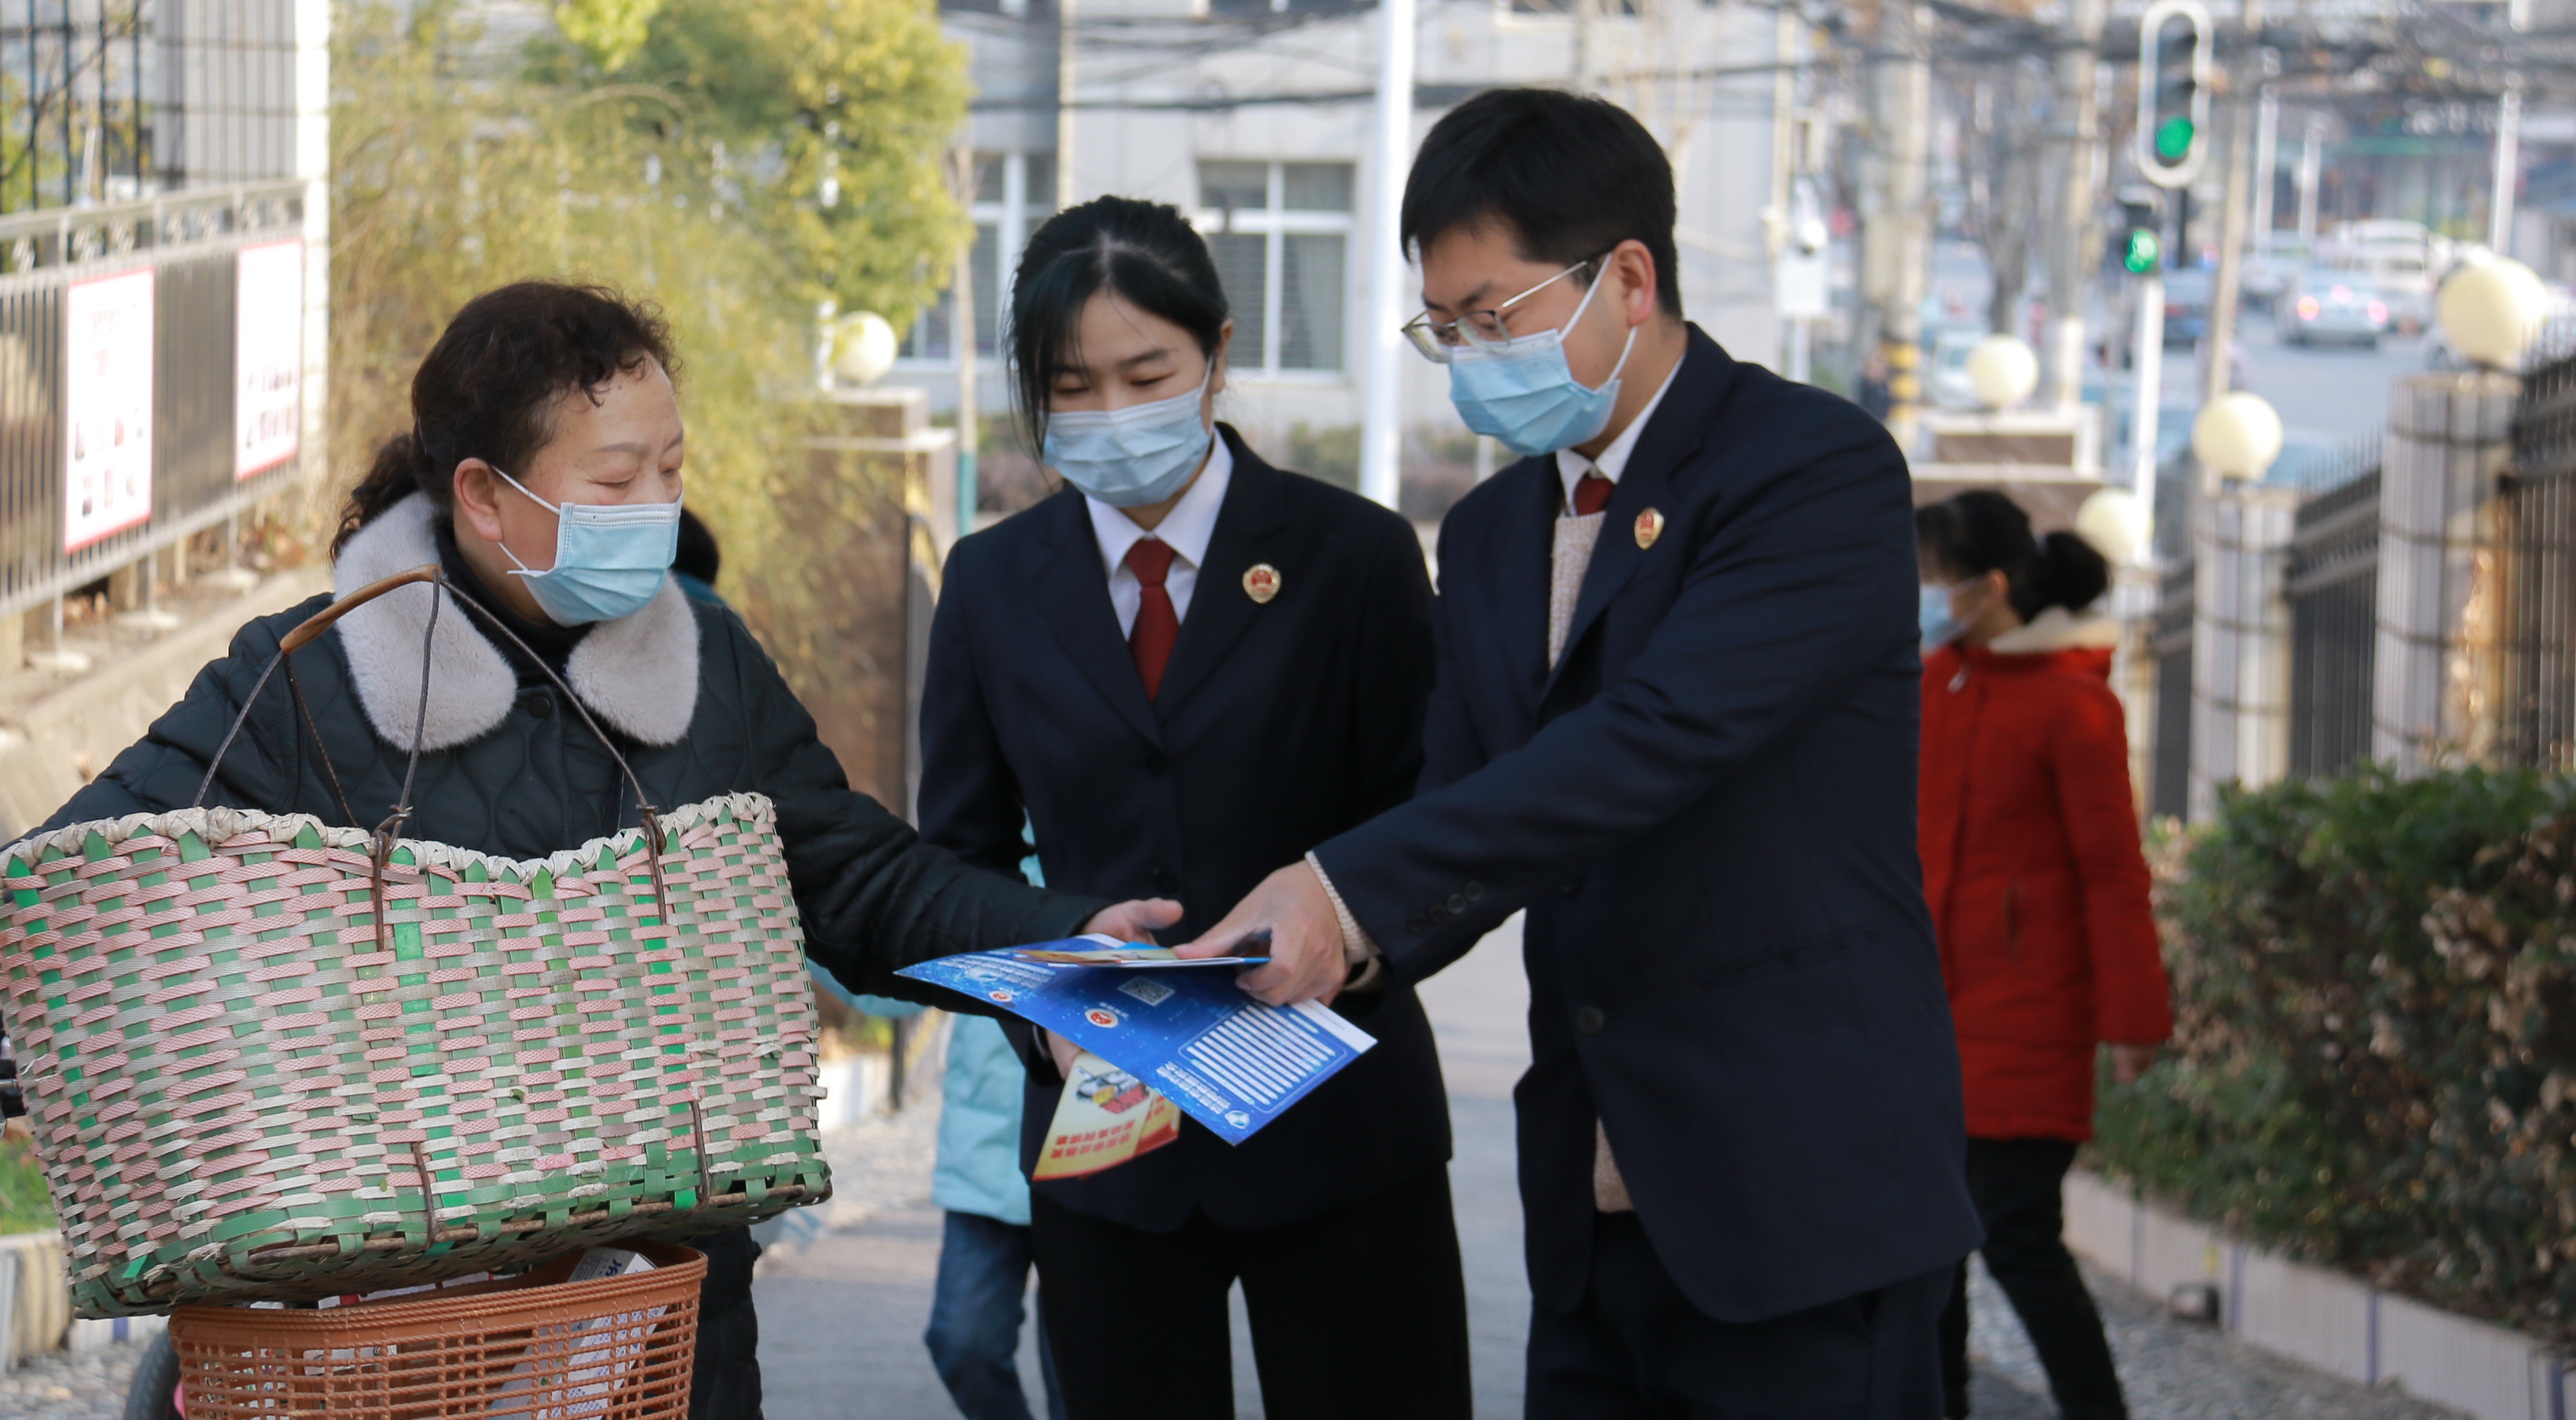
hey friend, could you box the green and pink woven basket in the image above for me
[0,568,833,1317]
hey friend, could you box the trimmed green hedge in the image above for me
[2092,767,2576,1343]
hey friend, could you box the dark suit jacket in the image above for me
[1313,328,1982,1322]
[919,428,1452,1231]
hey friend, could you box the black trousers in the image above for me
[1937,1139,2127,1420]
[1030,1165,1472,1420]
[689,1225,764,1420]
[1527,1211,1952,1420]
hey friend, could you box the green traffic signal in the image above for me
[2154,115,2196,163]
[2123,229,2162,274]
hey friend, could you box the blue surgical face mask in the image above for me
[491,467,682,626]
[1044,371,1214,509]
[1920,581,1970,650]
[1444,268,1638,458]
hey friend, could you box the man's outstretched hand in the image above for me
[1082,898,1185,945]
[1174,862,1347,1007]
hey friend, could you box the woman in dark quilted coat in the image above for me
[1915,490,2173,1420]
[36,281,1175,1420]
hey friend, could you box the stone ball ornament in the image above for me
[2435,256,2549,371]
[2076,486,2149,567]
[830,312,900,389]
[1967,334,2040,412]
[2191,391,2284,481]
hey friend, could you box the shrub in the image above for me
[2092,766,2576,1342]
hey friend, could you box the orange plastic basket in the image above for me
[169,1240,704,1419]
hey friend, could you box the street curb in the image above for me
[2064,1169,2570,1419]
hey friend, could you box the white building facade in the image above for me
[890,0,1793,484]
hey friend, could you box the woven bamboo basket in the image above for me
[171,1239,705,1419]
[0,566,832,1316]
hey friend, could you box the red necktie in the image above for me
[1572,473,1615,517]
[1126,539,1181,700]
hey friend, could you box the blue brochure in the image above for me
[897,936,1376,1145]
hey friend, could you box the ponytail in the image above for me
[2017,530,2110,621]
[332,428,438,557]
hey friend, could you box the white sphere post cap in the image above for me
[2436,257,2548,370]
[2076,486,2149,566]
[2191,392,2285,480]
[831,312,901,388]
[1967,334,2040,412]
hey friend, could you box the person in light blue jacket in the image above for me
[925,1015,1064,1420]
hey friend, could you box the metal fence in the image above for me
[2151,557,2193,820]
[2285,467,2381,779]
[0,176,301,621]
[2503,352,2576,770]
[0,1,302,215]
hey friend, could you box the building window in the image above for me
[1193,160,1351,376]
[900,151,1057,365]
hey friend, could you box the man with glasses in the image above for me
[1183,88,1982,1418]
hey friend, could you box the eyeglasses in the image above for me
[1400,256,1605,363]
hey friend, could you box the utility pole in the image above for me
[1057,0,1078,209]
[2048,0,2105,411]
[1357,0,1414,510]
[2496,0,2528,255]
[953,147,980,539]
[2201,0,2258,411]
[2296,111,2323,242]
[1863,1,1932,447]
[2250,60,2278,246]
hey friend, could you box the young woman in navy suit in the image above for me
[916,196,1470,1420]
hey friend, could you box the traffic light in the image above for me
[2112,186,2165,274]
[2136,0,2211,189]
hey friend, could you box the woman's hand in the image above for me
[1043,1029,1084,1079]
[2108,1042,2161,1085]
[1083,898,1183,944]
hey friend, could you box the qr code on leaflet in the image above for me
[1119,977,1175,1007]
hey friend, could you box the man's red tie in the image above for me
[1126,539,1181,700]
[1572,473,1615,517]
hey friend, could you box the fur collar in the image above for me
[1986,607,2123,655]
[332,494,700,751]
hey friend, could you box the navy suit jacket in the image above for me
[919,429,1452,1231]
[1313,328,1981,1322]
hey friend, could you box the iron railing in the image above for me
[0,1,303,216]
[2503,350,2576,770]
[0,176,302,621]
[2285,466,2381,779]
[2150,557,2194,820]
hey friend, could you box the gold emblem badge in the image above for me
[1635,508,1665,550]
[1243,563,1282,604]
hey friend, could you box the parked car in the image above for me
[2161,268,2213,347]
[2242,235,2312,312]
[2280,271,2389,349]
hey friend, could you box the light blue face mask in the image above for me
[1444,266,1638,458]
[1043,371,1214,509]
[491,467,682,626]
[1920,581,1971,651]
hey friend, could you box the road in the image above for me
[749,922,2463,1419]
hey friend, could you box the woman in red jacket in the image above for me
[1917,489,2173,1420]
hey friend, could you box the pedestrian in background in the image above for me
[923,1015,1064,1420]
[1916,489,2174,1420]
[917,195,1468,1419]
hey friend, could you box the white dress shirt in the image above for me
[1552,352,1686,512]
[1085,435,1234,636]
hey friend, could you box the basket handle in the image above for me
[191,563,675,925]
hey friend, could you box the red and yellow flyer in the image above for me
[1033,1051,1183,1181]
